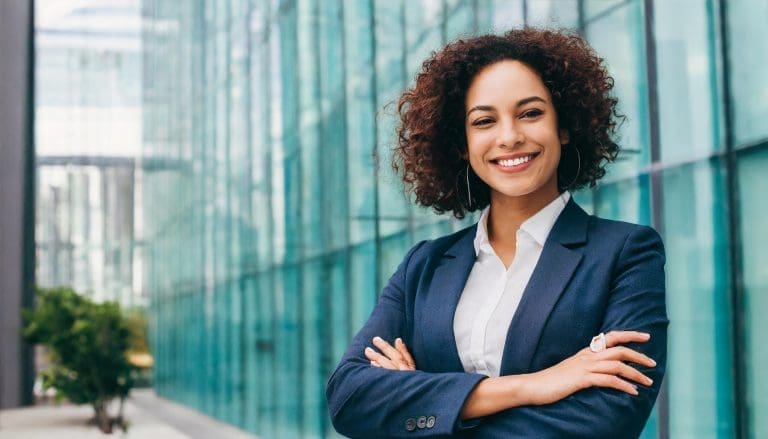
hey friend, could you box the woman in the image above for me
[326,28,667,438]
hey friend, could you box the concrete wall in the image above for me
[0,0,35,409]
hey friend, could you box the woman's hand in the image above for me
[460,330,657,419]
[364,336,416,371]
[522,330,656,405]
[364,331,656,419]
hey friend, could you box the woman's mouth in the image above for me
[491,152,539,172]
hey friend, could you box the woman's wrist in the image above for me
[460,374,533,420]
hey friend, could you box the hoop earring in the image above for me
[563,147,581,189]
[455,163,475,210]
[465,164,473,209]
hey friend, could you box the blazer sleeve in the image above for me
[326,241,486,439]
[479,225,668,439]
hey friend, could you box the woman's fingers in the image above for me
[597,346,656,368]
[365,337,416,371]
[365,347,395,369]
[372,337,404,362]
[605,330,650,347]
[593,360,653,387]
[395,338,416,369]
[590,373,639,396]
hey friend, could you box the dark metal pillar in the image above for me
[0,0,36,409]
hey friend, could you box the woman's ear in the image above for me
[559,129,570,145]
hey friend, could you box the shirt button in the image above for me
[417,416,427,429]
[405,418,416,431]
[426,416,436,428]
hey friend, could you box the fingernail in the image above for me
[395,337,402,344]
[373,336,382,343]
[642,333,651,339]
[365,347,373,353]
[650,359,657,366]
[647,377,654,385]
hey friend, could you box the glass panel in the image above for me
[584,0,650,181]
[727,0,768,146]
[344,0,378,245]
[663,160,735,438]
[738,147,768,439]
[526,0,579,28]
[654,0,721,162]
[594,174,651,226]
[490,0,525,31]
[583,0,626,21]
[445,0,476,40]
[374,0,411,239]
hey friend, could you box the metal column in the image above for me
[0,0,35,409]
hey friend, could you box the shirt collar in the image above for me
[473,192,571,255]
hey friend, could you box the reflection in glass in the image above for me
[738,148,768,439]
[584,0,649,181]
[663,160,735,438]
[654,0,721,163]
[727,0,768,146]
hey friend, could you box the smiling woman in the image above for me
[326,28,667,439]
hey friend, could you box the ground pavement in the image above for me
[0,388,258,439]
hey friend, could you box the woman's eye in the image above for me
[472,118,493,126]
[521,109,543,119]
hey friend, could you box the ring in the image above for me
[589,332,607,353]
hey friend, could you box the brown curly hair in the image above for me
[393,28,623,218]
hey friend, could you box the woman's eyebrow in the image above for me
[466,105,494,117]
[466,96,547,118]
[517,96,546,106]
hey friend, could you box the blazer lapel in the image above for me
[417,226,477,372]
[499,199,589,376]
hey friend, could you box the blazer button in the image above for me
[426,416,436,428]
[405,418,416,431]
[417,416,427,429]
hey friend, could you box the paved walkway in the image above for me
[0,389,258,439]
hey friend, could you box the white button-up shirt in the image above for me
[453,192,571,377]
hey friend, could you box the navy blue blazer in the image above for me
[327,199,668,438]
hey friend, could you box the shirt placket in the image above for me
[468,249,508,375]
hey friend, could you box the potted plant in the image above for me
[23,287,135,433]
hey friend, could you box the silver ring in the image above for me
[589,332,607,353]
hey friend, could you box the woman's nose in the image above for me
[496,120,525,148]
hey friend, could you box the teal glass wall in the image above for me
[141,0,768,437]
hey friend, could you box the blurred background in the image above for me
[1,0,767,438]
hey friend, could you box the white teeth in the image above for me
[498,155,533,167]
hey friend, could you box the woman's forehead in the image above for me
[466,60,551,107]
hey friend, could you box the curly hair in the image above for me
[393,28,623,218]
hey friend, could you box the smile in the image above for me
[491,152,540,171]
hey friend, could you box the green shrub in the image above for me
[23,287,135,433]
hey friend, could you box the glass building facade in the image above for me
[35,0,145,307]
[141,0,767,437]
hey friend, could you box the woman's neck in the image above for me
[486,189,561,246]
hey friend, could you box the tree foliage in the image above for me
[23,287,135,433]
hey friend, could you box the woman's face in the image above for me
[464,60,569,208]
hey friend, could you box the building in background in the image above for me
[35,0,145,307]
[137,0,768,438]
